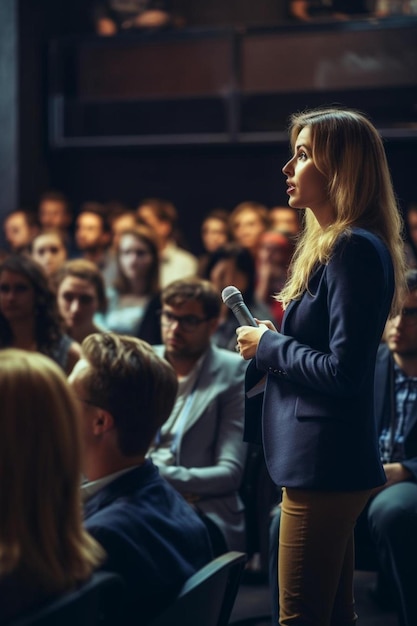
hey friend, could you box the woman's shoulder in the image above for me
[335,227,391,264]
[332,227,394,287]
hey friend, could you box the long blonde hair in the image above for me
[0,349,103,591]
[278,108,406,315]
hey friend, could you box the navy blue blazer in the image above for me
[375,343,417,480]
[250,228,394,490]
[84,460,213,625]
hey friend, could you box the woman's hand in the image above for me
[236,319,277,360]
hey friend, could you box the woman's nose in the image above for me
[282,158,293,176]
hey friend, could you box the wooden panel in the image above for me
[77,37,234,99]
[242,26,417,93]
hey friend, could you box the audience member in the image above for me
[102,204,138,287]
[198,209,231,277]
[375,0,417,16]
[0,348,103,624]
[403,202,417,268]
[364,268,417,626]
[95,225,162,343]
[288,0,373,21]
[148,277,248,555]
[69,332,213,626]
[204,243,274,351]
[108,206,138,249]
[54,259,108,344]
[31,229,69,278]
[269,206,301,237]
[137,197,198,288]
[93,0,173,36]
[38,190,72,232]
[255,230,296,330]
[0,255,81,375]
[75,202,111,270]
[3,210,39,254]
[229,201,270,259]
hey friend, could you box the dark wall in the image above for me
[0,0,18,244]
[12,1,417,257]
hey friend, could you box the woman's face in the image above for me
[57,275,99,331]
[32,233,67,276]
[118,233,154,281]
[201,218,228,253]
[0,269,35,322]
[232,209,265,251]
[282,126,333,227]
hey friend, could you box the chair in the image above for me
[148,551,247,626]
[10,571,124,626]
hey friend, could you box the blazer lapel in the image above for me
[179,347,216,434]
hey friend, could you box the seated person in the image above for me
[288,0,373,20]
[0,254,81,376]
[31,229,69,278]
[0,349,103,624]
[54,259,108,344]
[38,190,72,232]
[93,0,172,36]
[95,226,162,343]
[148,277,248,555]
[3,209,39,254]
[74,202,111,271]
[269,206,301,238]
[255,230,296,330]
[204,243,275,351]
[229,201,270,260]
[102,203,138,288]
[68,332,213,626]
[197,209,231,278]
[137,198,198,288]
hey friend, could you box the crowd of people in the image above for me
[1,108,417,626]
[0,192,299,624]
[1,195,301,355]
[90,0,416,36]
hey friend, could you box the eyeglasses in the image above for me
[390,307,417,325]
[158,310,211,333]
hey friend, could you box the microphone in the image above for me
[221,286,258,327]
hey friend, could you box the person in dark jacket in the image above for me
[237,107,405,625]
[69,332,213,626]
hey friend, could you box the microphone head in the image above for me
[221,285,243,309]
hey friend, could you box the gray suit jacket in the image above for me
[150,343,248,551]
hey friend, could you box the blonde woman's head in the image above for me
[0,349,103,590]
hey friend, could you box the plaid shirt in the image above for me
[379,363,417,463]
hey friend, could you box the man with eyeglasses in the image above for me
[268,268,417,626]
[148,277,248,556]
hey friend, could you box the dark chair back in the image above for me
[148,551,247,626]
[10,571,124,626]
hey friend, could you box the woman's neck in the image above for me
[70,321,97,345]
[128,276,148,296]
[10,319,37,350]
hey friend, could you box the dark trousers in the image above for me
[368,482,417,626]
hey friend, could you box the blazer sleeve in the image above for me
[256,234,393,398]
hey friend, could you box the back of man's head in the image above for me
[80,333,178,457]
